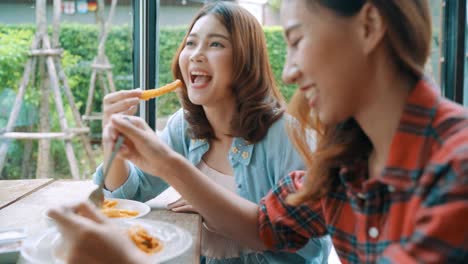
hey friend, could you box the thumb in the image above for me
[73,201,108,224]
[47,206,85,231]
[111,115,150,146]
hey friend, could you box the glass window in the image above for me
[464,2,468,106]
[0,0,133,179]
[428,0,443,86]
[155,0,203,130]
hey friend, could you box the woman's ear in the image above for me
[356,3,387,55]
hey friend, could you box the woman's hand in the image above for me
[102,89,141,128]
[106,114,177,177]
[167,198,199,214]
[47,202,149,264]
[102,90,141,159]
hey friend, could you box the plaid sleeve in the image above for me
[258,171,327,251]
[380,135,468,263]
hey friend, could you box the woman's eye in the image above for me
[186,40,195,46]
[210,42,224,48]
[290,37,302,48]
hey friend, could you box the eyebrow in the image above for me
[188,33,230,41]
[284,23,301,39]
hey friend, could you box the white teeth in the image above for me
[190,71,209,76]
[304,88,317,100]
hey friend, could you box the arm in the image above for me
[269,117,331,262]
[258,171,327,251]
[109,114,267,250]
[95,109,187,202]
[101,89,141,191]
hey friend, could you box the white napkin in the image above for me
[145,187,181,209]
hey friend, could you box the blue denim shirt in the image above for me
[94,109,331,263]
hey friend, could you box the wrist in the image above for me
[155,150,186,179]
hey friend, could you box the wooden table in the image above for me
[0,179,53,209]
[0,179,201,264]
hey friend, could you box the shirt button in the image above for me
[357,192,366,199]
[231,146,239,154]
[237,184,242,188]
[387,185,396,192]
[241,151,249,159]
[368,227,379,238]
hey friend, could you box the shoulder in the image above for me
[262,114,290,141]
[165,108,185,126]
[160,108,192,151]
[164,108,191,134]
[262,114,316,150]
[256,114,290,150]
[431,99,468,141]
[426,100,468,182]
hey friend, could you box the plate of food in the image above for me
[100,198,151,219]
[21,219,193,264]
[42,198,151,227]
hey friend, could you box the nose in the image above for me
[190,48,206,63]
[282,62,300,85]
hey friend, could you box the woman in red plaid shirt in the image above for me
[50,0,468,263]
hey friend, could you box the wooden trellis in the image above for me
[0,0,96,179]
[82,0,118,123]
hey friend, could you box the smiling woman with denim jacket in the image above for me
[93,2,330,263]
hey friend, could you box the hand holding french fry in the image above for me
[140,79,182,101]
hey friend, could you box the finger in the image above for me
[167,198,186,209]
[170,205,196,213]
[103,98,140,119]
[102,123,119,143]
[116,142,136,160]
[103,89,142,106]
[110,115,150,145]
[171,205,197,213]
[73,202,107,224]
[117,114,150,130]
[47,205,86,231]
[102,124,120,155]
[121,105,139,116]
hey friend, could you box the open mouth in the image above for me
[190,71,213,85]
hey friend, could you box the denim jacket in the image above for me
[94,109,331,263]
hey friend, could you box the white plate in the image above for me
[21,219,193,264]
[42,198,151,225]
[102,198,151,220]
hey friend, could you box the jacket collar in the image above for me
[188,137,254,166]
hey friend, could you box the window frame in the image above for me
[134,0,467,125]
[440,0,466,104]
[133,0,160,130]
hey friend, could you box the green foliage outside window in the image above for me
[0,24,294,179]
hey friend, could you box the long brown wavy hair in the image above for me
[286,0,432,205]
[171,1,285,142]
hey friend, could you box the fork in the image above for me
[88,134,125,208]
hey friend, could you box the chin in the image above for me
[318,112,341,127]
[187,95,206,106]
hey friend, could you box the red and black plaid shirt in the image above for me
[258,79,468,263]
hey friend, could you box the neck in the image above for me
[203,100,236,141]
[354,56,415,178]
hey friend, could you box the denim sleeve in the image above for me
[93,109,187,202]
[297,236,332,264]
[270,117,331,263]
[272,116,307,182]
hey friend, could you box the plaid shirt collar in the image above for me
[340,78,441,197]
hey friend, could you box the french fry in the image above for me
[128,225,163,254]
[140,79,182,100]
